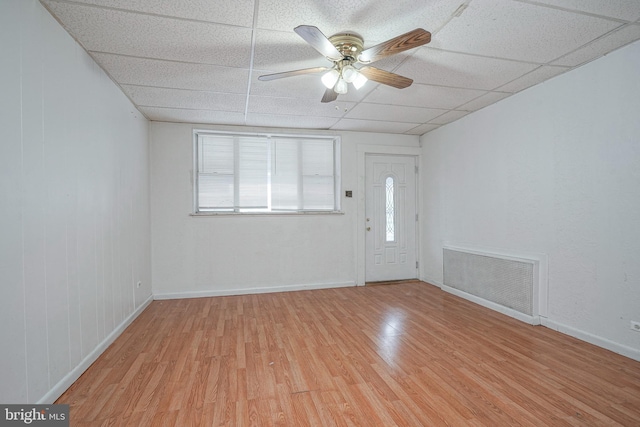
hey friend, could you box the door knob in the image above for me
[366,227,371,231]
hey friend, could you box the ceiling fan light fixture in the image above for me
[353,73,368,89]
[258,26,431,103]
[321,69,340,89]
[334,78,348,94]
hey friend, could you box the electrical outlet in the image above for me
[631,321,640,332]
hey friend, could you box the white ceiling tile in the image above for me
[405,123,441,135]
[331,118,419,134]
[428,110,470,125]
[496,65,570,93]
[363,51,412,72]
[92,53,249,92]
[256,0,463,42]
[246,114,339,129]
[345,103,446,123]
[457,91,512,111]
[41,0,640,134]
[521,0,640,22]
[253,30,334,71]
[435,0,621,63]
[551,24,640,67]
[42,0,256,27]
[121,85,246,112]
[44,2,252,67]
[250,71,329,99]
[248,96,354,117]
[397,48,538,90]
[336,85,379,102]
[364,84,486,109]
[140,107,247,125]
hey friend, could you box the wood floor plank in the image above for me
[56,281,640,426]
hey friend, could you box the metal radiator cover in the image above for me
[443,248,534,316]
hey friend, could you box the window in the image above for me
[194,131,340,213]
[385,176,395,241]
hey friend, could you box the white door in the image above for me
[365,154,417,282]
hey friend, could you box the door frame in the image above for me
[356,144,421,286]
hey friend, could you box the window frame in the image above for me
[192,129,342,215]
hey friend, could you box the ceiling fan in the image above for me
[258,25,431,103]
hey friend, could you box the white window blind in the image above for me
[195,132,340,213]
[301,140,335,210]
[198,136,234,210]
[238,138,268,209]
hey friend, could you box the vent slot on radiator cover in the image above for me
[443,248,536,317]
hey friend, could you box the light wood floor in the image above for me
[57,281,640,426]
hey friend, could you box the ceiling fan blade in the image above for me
[258,67,330,81]
[358,28,431,64]
[294,25,343,61]
[359,66,413,89]
[321,88,338,103]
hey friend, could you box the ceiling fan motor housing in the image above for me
[328,32,364,62]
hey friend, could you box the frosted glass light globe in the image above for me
[341,65,358,83]
[334,78,348,94]
[321,69,340,89]
[353,73,368,89]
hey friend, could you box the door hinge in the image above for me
[415,213,418,221]
[416,261,419,269]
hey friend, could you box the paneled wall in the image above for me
[0,0,151,403]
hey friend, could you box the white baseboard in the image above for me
[38,294,154,404]
[440,284,540,325]
[153,281,356,300]
[540,317,640,362]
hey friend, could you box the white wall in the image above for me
[420,40,640,359]
[0,0,152,403]
[150,122,419,297]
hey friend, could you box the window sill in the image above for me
[190,211,344,217]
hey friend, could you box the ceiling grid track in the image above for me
[243,0,261,125]
[39,0,640,134]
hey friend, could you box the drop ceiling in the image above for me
[41,0,640,135]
